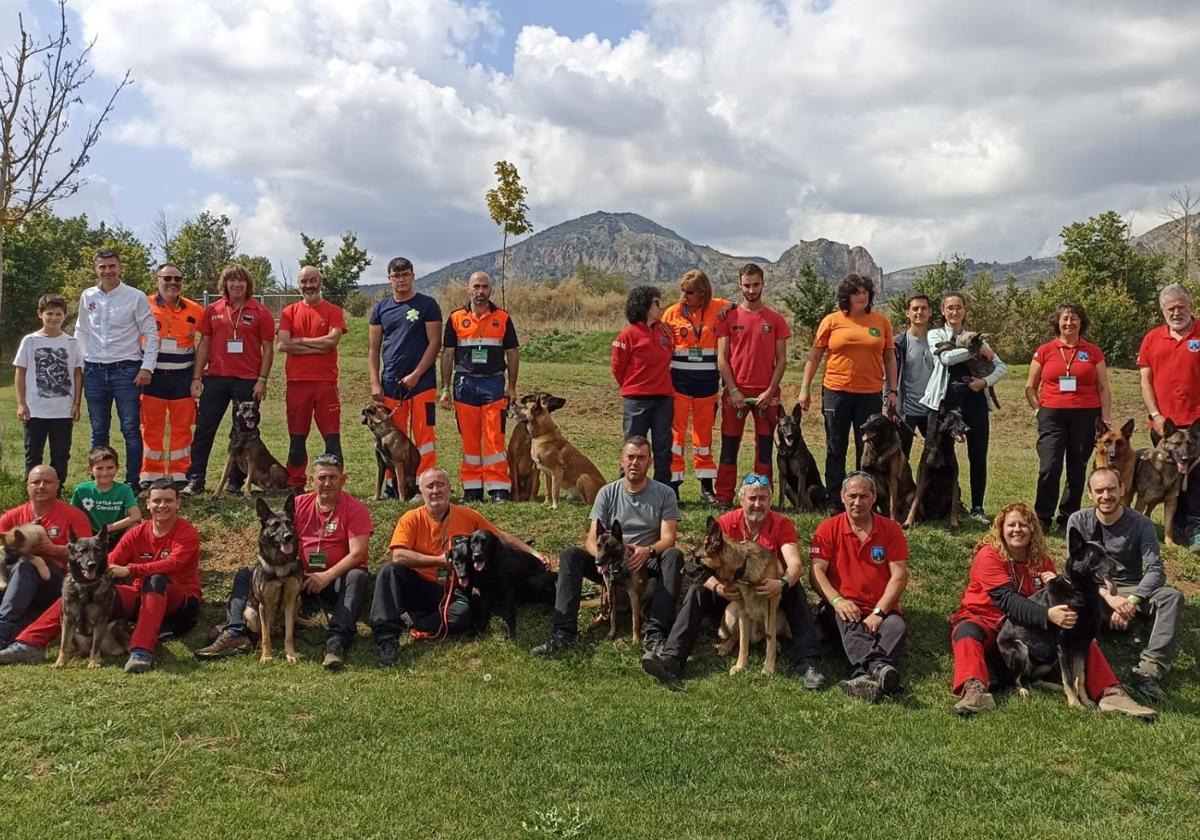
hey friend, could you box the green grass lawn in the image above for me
[0,322,1198,839]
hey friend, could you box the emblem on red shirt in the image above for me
[160,549,170,558]
[48,526,61,538]
[762,324,772,333]
[492,320,499,327]
[1077,351,1090,362]
[871,546,885,564]
[324,519,338,534]
[1189,340,1200,352]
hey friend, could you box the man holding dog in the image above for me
[641,473,825,689]
[1137,283,1200,553]
[372,468,545,666]
[439,271,519,502]
[1067,467,1185,702]
[533,436,683,658]
[809,472,909,702]
[277,266,348,491]
[0,479,201,673]
[196,455,372,670]
[0,466,93,649]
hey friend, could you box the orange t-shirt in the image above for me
[279,299,347,382]
[388,504,499,584]
[816,310,894,394]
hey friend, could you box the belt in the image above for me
[86,359,141,369]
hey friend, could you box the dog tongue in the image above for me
[1178,463,1189,475]
[282,542,295,555]
[474,560,486,572]
[84,568,97,580]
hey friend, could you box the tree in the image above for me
[1058,210,1164,308]
[1159,186,1199,283]
[164,211,239,298]
[485,160,532,309]
[1030,269,1140,366]
[296,230,371,306]
[236,253,279,296]
[59,227,153,305]
[781,262,835,344]
[887,255,967,326]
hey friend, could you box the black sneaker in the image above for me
[698,486,718,506]
[641,651,683,689]
[376,636,400,668]
[463,489,484,502]
[180,478,205,497]
[489,490,511,503]
[1131,668,1167,703]
[839,674,881,703]
[532,633,576,658]
[872,663,902,696]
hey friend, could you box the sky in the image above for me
[5,0,1200,282]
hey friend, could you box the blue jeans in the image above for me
[85,360,144,486]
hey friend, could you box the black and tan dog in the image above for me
[697,516,789,676]
[588,520,649,644]
[0,523,53,591]
[1132,419,1200,547]
[934,331,1000,410]
[513,393,605,510]
[507,393,566,502]
[362,402,421,501]
[775,404,824,511]
[54,526,129,669]
[997,523,1116,709]
[216,400,289,496]
[449,529,554,638]
[861,413,916,520]
[243,496,303,663]
[1093,417,1137,505]
[903,404,969,529]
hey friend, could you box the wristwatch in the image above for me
[779,576,790,592]
[871,607,885,618]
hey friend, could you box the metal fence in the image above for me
[201,293,301,324]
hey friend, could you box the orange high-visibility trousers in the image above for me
[140,394,197,482]
[381,387,437,477]
[670,391,718,483]
[455,397,512,493]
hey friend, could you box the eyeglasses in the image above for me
[158,276,183,284]
[742,473,770,486]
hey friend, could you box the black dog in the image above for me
[216,401,289,496]
[997,523,1117,709]
[776,404,824,511]
[903,404,969,529]
[55,525,127,669]
[450,529,553,638]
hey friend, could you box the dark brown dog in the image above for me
[54,526,129,669]
[861,413,916,520]
[776,404,824,511]
[362,402,421,501]
[513,394,605,509]
[244,496,303,663]
[1093,417,1137,504]
[216,400,289,496]
[903,404,969,529]
[507,393,566,502]
[591,520,649,644]
[1132,420,1200,548]
[0,523,52,591]
[934,331,1000,410]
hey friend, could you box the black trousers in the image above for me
[1034,406,1101,528]
[188,375,255,487]
[370,564,470,640]
[23,417,73,484]
[822,388,881,495]
[819,604,906,678]
[222,565,368,643]
[621,396,674,486]
[896,413,929,460]
[946,382,989,510]
[658,577,823,671]
[551,545,682,638]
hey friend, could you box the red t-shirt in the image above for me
[279,299,347,382]
[715,304,791,392]
[717,508,800,564]
[200,297,276,380]
[1033,338,1105,410]
[0,501,92,568]
[1136,321,1200,426]
[108,518,203,599]
[293,491,373,572]
[809,512,909,612]
[389,504,499,584]
[611,322,674,397]
[950,544,1056,631]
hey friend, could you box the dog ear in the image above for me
[705,515,723,546]
[1163,418,1177,437]
[1120,418,1135,440]
[68,525,77,543]
[1094,416,1109,438]
[284,492,296,520]
[547,396,567,412]
[97,524,108,546]
[255,497,273,522]
[609,520,623,542]
[791,402,803,420]
[1066,524,1086,557]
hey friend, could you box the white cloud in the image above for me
[72,0,1200,274]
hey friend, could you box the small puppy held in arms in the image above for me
[55,526,129,669]
[904,404,970,530]
[934,331,1001,410]
[775,404,825,512]
[244,496,303,664]
[0,523,52,590]
[513,393,605,510]
[590,520,649,644]
[362,402,421,501]
[697,516,789,677]
[507,392,566,502]
[216,400,289,496]
[1132,419,1200,548]
[860,413,916,520]
[1093,418,1137,505]
[449,529,555,638]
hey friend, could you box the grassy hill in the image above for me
[0,318,1197,839]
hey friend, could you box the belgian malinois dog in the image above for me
[216,400,289,496]
[590,520,649,644]
[362,402,422,501]
[513,394,605,510]
[244,496,303,663]
[507,393,566,502]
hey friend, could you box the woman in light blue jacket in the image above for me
[920,291,1007,523]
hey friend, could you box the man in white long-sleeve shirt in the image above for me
[75,248,159,487]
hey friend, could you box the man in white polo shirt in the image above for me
[75,248,159,488]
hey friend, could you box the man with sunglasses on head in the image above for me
[139,264,204,491]
[642,472,825,689]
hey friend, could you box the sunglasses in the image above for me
[158,276,183,284]
[742,474,770,486]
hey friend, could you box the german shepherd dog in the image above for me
[903,404,970,529]
[997,523,1117,709]
[697,516,788,676]
[514,393,605,510]
[589,520,649,644]
[362,402,421,501]
[775,404,824,511]
[1132,419,1200,548]
[216,400,289,496]
[54,526,129,668]
[934,331,1000,410]
[861,413,916,520]
[1093,418,1137,504]
[449,529,554,638]
[507,393,566,502]
[0,523,53,591]
[243,496,303,663]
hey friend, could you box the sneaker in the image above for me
[969,507,990,525]
[698,486,718,506]
[800,663,826,690]
[1189,534,1200,556]
[377,636,400,668]
[532,632,576,659]
[323,637,346,671]
[1131,668,1167,703]
[953,678,997,716]
[194,630,253,660]
[463,489,484,502]
[489,490,511,503]
[641,632,665,658]
[641,651,682,688]
[872,663,903,696]
[838,674,881,703]
[0,641,45,665]
[180,478,204,497]
[124,648,154,674]
[1098,688,1156,722]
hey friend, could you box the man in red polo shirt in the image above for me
[810,471,910,702]
[277,266,347,490]
[1138,284,1200,553]
[0,480,201,673]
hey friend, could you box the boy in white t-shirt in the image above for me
[13,295,84,483]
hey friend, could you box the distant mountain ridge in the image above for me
[884,255,1061,291]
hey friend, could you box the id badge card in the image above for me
[160,338,178,353]
[470,347,489,364]
[688,347,703,362]
[307,551,327,570]
[227,339,244,354]
[437,568,449,583]
[1058,375,1077,393]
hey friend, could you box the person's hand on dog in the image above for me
[1149,414,1166,435]
[627,545,653,572]
[1039,571,1058,585]
[834,597,860,623]
[108,565,131,580]
[755,578,784,598]
[980,344,996,361]
[302,571,331,593]
[863,612,883,634]
[712,581,741,601]
[1048,605,1077,628]
[968,377,987,392]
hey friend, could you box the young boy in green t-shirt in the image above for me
[70,446,142,534]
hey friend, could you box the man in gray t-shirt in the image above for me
[1066,467,1184,700]
[893,294,934,457]
[533,436,683,658]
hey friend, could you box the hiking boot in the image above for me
[489,490,511,503]
[641,632,665,658]
[180,478,204,497]
[954,679,997,716]
[698,485,718,506]
[124,648,154,674]
[532,632,576,659]
[0,641,45,665]
[839,674,881,703]
[194,630,253,660]
[641,651,683,689]
[1189,534,1200,556]
[969,507,990,525]
[1131,667,1167,703]
[800,662,826,690]
[872,664,903,696]
[1098,688,1156,722]
[463,488,484,503]
[376,636,400,668]
[323,637,346,671]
